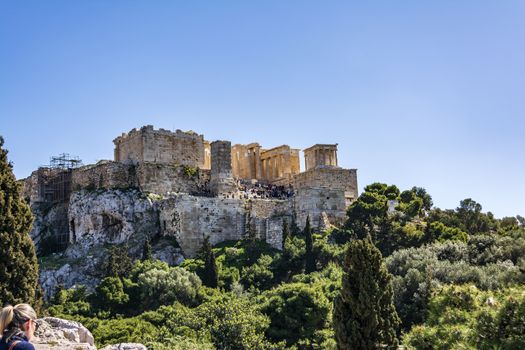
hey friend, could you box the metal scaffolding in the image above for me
[49,153,83,169]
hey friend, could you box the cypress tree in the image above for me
[333,238,400,350]
[290,215,301,237]
[304,216,315,273]
[0,136,40,306]
[141,238,152,261]
[281,218,289,250]
[201,236,218,288]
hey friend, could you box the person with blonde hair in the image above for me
[0,304,37,350]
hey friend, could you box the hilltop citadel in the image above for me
[22,125,358,261]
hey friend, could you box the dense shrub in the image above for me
[403,285,525,350]
[260,282,331,348]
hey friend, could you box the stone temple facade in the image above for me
[22,125,358,260]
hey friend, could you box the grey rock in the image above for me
[99,344,147,350]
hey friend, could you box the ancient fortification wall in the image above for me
[71,161,134,191]
[293,168,358,228]
[136,163,210,195]
[158,194,291,256]
[210,141,237,197]
[113,125,206,168]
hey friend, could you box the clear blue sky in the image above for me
[1,1,524,218]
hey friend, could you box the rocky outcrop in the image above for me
[33,317,96,350]
[37,188,291,297]
[99,344,147,350]
[68,189,159,253]
[40,263,99,299]
[32,317,146,350]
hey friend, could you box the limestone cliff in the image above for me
[37,187,291,297]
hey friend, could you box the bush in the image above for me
[403,285,525,350]
[260,282,331,348]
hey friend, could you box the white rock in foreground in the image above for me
[34,317,95,348]
[32,317,146,350]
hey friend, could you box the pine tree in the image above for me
[201,236,218,288]
[304,216,316,273]
[0,136,40,306]
[141,238,152,261]
[333,238,400,350]
[281,218,289,250]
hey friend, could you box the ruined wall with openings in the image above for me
[158,194,291,256]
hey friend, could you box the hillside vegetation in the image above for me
[36,183,525,349]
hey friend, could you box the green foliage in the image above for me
[260,282,331,348]
[0,136,40,307]
[182,165,198,178]
[403,285,525,350]
[94,276,130,315]
[275,235,306,281]
[134,264,201,309]
[101,244,133,278]
[333,238,400,350]
[241,254,274,291]
[196,294,278,349]
[304,216,316,273]
[200,236,219,288]
[387,235,525,331]
[282,218,289,250]
[426,221,468,243]
[344,183,433,255]
[46,285,92,318]
[141,239,152,261]
[291,262,343,302]
[145,294,281,349]
[91,317,159,347]
[39,181,525,349]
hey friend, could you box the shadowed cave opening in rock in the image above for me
[100,213,124,240]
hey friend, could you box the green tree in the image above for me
[200,236,218,288]
[304,216,316,273]
[142,238,153,261]
[240,254,274,291]
[425,221,468,243]
[333,238,400,350]
[195,294,279,349]
[281,218,289,250]
[136,264,201,309]
[0,136,40,306]
[260,282,331,348]
[102,244,133,278]
[95,276,130,314]
[411,186,433,212]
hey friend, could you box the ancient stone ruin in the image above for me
[21,125,358,294]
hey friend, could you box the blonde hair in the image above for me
[0,304,37,339]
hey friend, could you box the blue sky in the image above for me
[1,1,524,218]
